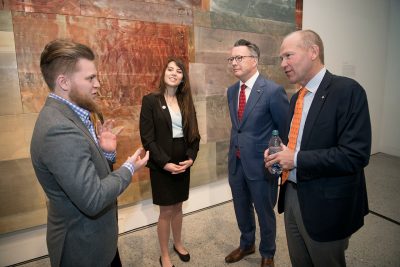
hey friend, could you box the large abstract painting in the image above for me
[0,0,298,234]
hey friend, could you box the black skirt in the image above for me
[150,138,190,206]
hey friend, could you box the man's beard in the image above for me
[69,85,101,114]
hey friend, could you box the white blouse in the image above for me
[168,104,184,138]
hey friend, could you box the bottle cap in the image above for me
[272,130,279,136]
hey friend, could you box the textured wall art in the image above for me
[0,0,298,234]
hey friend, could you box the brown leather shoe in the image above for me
[261,257,274,267]
[225,245,255,263]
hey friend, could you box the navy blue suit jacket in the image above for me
[227,75,289,180]
[277,71,371,242]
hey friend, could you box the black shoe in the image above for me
[173,245,190,262]
[159,256,175,267]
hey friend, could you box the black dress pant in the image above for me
[111,249,122,267]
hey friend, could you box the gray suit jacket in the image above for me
[30,97,132,267]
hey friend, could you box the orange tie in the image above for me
[281,87,308,184]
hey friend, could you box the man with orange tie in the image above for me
[226,39,289,267]
[265,30,372,267]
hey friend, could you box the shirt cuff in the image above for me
[104,151,116,162]
[122,162,135,175]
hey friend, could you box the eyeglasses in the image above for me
[227,55,256,64]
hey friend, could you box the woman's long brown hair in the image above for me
[157,57,200,143]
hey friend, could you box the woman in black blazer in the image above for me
[139,58,200,267]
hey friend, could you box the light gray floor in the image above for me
[16,153,400,266]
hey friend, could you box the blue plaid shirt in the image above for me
[49,93,134,174]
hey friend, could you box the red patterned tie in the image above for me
[237,84,247,121]
[236,84,247,158]
[281,87,308,184]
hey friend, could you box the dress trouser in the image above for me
[110,249,122,267]
[229,158,278,258]
[284,182,349,267]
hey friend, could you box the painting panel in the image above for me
[81,0,194,25]
[0,12,22,115]
[0,0,301,236]
[1,10,190,233]
[0,158,47,233]
[194,26,283,65]
[0,0,80,15]
[206,94,230,142]
[211,0,295,23]
[12,12,189,114]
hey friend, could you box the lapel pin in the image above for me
[321,96,325,99]
[162,105,166,109]
[257,89,261,93]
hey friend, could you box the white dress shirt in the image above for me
[238,71,260,107]
[289,67,326,183]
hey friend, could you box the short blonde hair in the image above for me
[40,39,95,91]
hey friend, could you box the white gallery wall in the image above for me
[380,0,400,156]
[303,0,400,156]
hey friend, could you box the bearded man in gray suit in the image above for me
[30,39,149,267]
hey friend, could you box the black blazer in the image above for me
[139,93,200,170]
[278,71,371,242]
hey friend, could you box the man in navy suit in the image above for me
[225,39,289,267]
[265,30,371,266]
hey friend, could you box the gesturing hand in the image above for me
[96,119,124,152]
[126,148,149,172]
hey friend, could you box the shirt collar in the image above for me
[305,67,326,94]
[49,93,91,123]
[240,71,259,90]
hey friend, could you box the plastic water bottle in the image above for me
[268,130,282,174]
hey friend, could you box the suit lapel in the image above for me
[240,76,264,125]
[157,94,173,132]
[301,71,333,148]
[47,98,110,168]
[48,98,93,141]
[286,93,297,142]
[230,82,240,128]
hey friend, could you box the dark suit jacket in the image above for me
[139,93,200,170]
[30,98,133,267]
[227,75,289,180]
[277,71,372,242]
